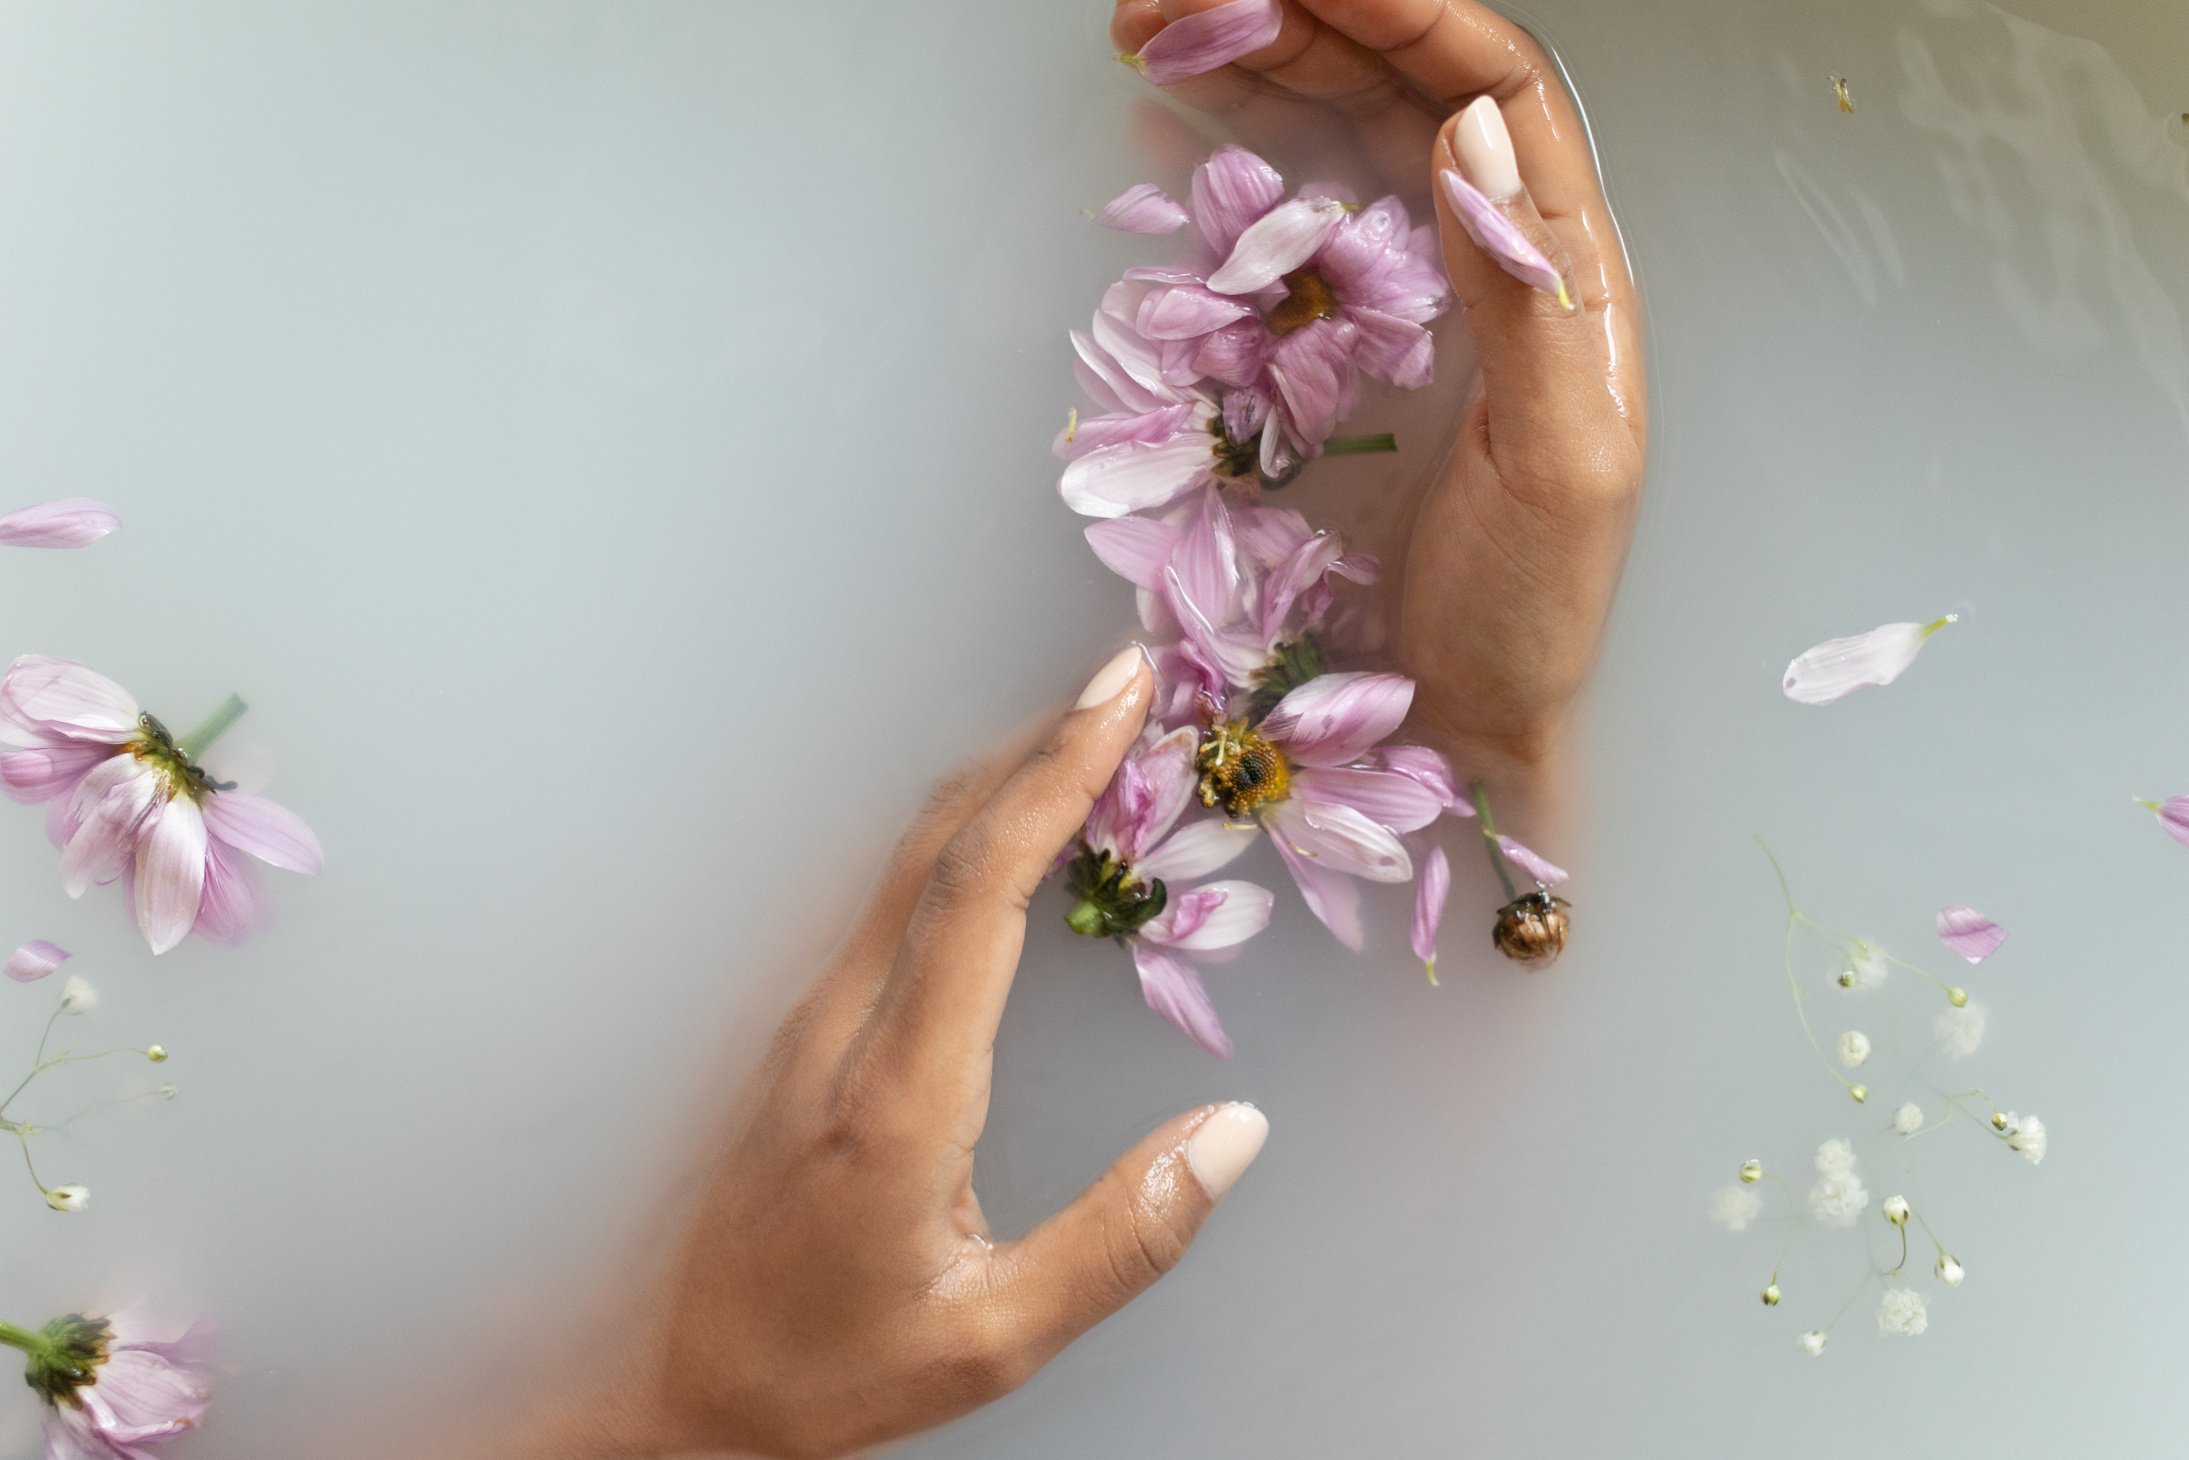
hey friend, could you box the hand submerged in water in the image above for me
[1113,0,1648,785]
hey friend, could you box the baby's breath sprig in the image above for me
[2,974,173,1213]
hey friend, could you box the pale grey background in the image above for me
[0,0,2183,1455]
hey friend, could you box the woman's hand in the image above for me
[517,648,1268,1460]
[1113,0,1648,783]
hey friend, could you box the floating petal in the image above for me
[1436,168,1567,301]
[1412,845,1450,978]
[1935,905,2005,964]
[1495,834,1568,888]
[0,498,120,548]
[2137,795,2189,849]
[1782,616,1957,705]
[1133,945,1232,1058]
[1261,671,1414,767]
[1124,0,1283,87]
[4,939,68,982]
[1092,182,1189,235]
[1207,196,1347,296]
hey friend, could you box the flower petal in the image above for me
[1132,945,1233,1058]
[200,790,323,875]
[1059,433,1212,518]
[1137,283,1256,341]
[1495,834,1568,888]
[2142,795,2189,848]
[0,655,141,746]
[1782,616,1957,705]
[1056,403,1199,461]
[1137,818,1261,882]
[1412,844,1451,974]
[1266,316,1361,450]
[1271,830,1363,949]
[1126,0,1283,87]
[0,498,121,548]
[1437,167,1568,300]
[61,758,160,896]
[1190,145,1285,259]
[1363,744,1463,813]
[1267,798,1411,882]
[1935,905,2005,964]
[1092,182,1189,235]
[1290,766,1443,833]
[4,939,68,982]
[194,835,269,947]
[134,796,209,954]
[1207,196,1347,295]
[0,743,114,804]
[1262,671,1414,766]
[1142,879,1274,952]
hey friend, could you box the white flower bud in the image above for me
[1797,1330,1828,1356]
[1739,1160,1763,1183]
[1892,1102,1923,1136]
[1837,1030,1871,1067]
[57,975,96,1015]
[2005,1113,2047,1165]
[1935,1254,1965,1287]
[1761,1282,1781,1307]
[1991,1111,2010,1131]
[145,1045,168,1063]
[44,1184,88,1212]
[1947,986,1968,1007]
[1849,1084,1868,1104]
[1883,1194,1910,1226]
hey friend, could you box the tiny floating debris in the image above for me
[1831,75,1856,113]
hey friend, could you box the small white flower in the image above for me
[57,975,97,1015]
[1882,1194,1910,1225]
[1711,1183,1763,1232]
[1935,1254,1965,1287]
[1837,1030,1871,1068]
[1844,942,1887,990]
[44,1184,88,1212]
[1934,1001,1986,1059]
[1797,1330,1829,1356]
[1810,1169,1869,1227]
[2005,1113,2047,1165]
[1814,1138,1855,1177]
[1878,1286,1930,1336]
[1892,1101,1924,1136]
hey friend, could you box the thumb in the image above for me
[996,1103,1269,1360]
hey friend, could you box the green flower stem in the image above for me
[1754,838,1860,1099]
[0,1320,47,1358]
[1470,781,1518,902]
[177,693,248,761]
[1320,433,1398,456]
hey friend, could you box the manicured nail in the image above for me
[1185,1102,1269,1199]
[1075,643,1146,709]
[1454,95,1523,201]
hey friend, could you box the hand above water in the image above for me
[1113,0,1648,786]
[505,649,1268,1460]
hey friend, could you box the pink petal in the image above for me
[1137,284,1256,341]
[1056,403,1199,461]
[194,835,269,947]
[1262,671,1415,767]
[0,743,113,804]
[61,758,160,896]
[4,939,68,982]
[0,655,141,746]
[1207,196,1347,295]
[1266,798,1411,882]
[1289,766,1443,833]
[1084,516,1184,590]
[1126,0,1283,87]
[200,790,322,874]
[1271,832,1364,950]
[1189,317,1271,387]
[0,497,120,548]
[2149,796,2189,848]
[1265,316,1360,449]
[1412,845,1451,973]
[1495,834,1568,888]
[1132,945,1233,1058]
[1059,434,1212,518]
[1936,905,2006,964]
[1437,167,1568,300]
[1142,879,1274,952]
[1364,744,1463,813]
[1190,145,1286,259]
[134,796,209,955]
[1092,182,1189,234]
[1137,818,1261,882]
[1782,616,1957,705]
[1348,306,1435,388]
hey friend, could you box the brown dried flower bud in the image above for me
[1493,892,1569,966]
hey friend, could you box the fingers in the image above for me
[997,1103,1269,1361]
[859,646,1153,1099]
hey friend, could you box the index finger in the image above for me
[857,646,1153,1100]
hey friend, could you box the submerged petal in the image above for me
[1495,834,1568,888]
[1059,433,1212,518]
[134,796,209,954]
[1142,879,1275,953]
[1289,766,1443,833]
[0,498,120,548]
[1132,945,1233,1058]
[1271,831,1363,949]
[0,743,114,804]
[1935,905,2005,964]
[1266,798,1411,882]
[1125,0,1283,87]
[0,655,141,746]
[193,835,269,947]
[1207,196,1347,295]
[1190,145,1286,259]
[1782,616,1957,705]
[1084,516,1185,589]
[1437,168,1569,301]
[2139,795,2189,848]
[201,790,323,875]
[1092,182,1190,234]
[4,939,68,982]
[1261,671,1414,766]
[1137,817,1260,882]
[1412,845,1451,976]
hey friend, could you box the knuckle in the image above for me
[943,1310,1031,1400]
[924,830,995,906]
[1103,1188,1188,1295]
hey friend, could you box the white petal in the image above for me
[1782,616,1956,704]
[1138,818,1261,882]
[1059,435,1212,518]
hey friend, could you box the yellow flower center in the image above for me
[1197,720,1291,818]
[1267,268,1340,336]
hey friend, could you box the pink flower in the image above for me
[0,499,120,549]
[0,657,321,954]
[1066,728,1270,1057]
[1200,672,1448,949]
[31,1312,214,1459]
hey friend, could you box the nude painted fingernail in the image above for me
[1454,95,1523,201]
[1075,643,1145,709]
[1185,1102,1269,1200]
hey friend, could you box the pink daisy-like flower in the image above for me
[0,656,321,954]
[1065,727,1270,1057]
[19,1310,215,1459]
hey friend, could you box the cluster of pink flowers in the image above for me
[1052,147,1471,1057]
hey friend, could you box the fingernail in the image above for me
[1185,1102,1269,1200]
[1075,643,1145,709]
[1454,95,1522,201]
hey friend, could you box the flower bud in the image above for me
[1990,1111,2009,1131]
[1836,969,1856,988]
[1947,986,1968,1008]
[1739,1160,1763,1183]
[1883,1194,1910,1226]
[1761,1282,1781,1307]
[1935,1254,1964,1287]
[145,1045,167,1063]
[1849,1084,1868,1103]
[1797,1330,1828,1356]
[44,1184,88,1213]
[1492,892,1569,966]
